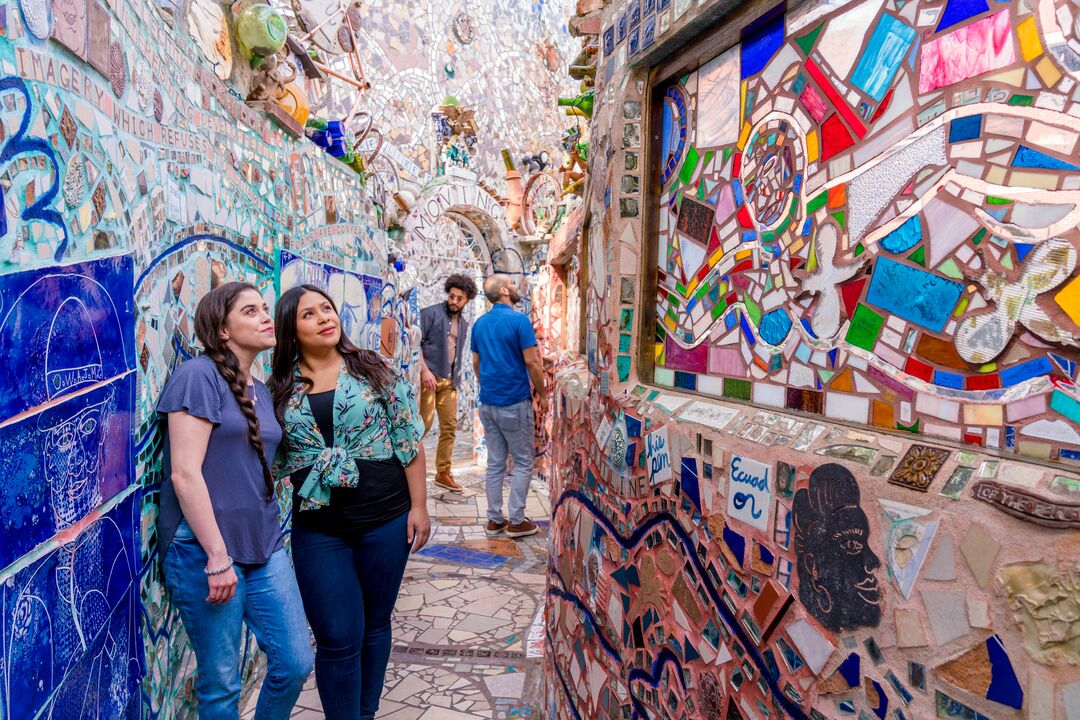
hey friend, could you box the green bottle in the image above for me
[557,89,594,119]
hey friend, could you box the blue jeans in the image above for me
[291,512,411,720]
[164,523,313,720]
[479,399,535,524]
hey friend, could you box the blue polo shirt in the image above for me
[471,304,537,407]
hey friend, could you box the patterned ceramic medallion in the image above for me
[889,445,951,492]
[109,42,126,98]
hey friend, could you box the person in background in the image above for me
[471,274,547,539]
[270,285,430,720]
[157,282,313,720]
[419,273,478,493]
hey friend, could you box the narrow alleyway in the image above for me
[244,434,550,719]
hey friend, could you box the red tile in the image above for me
[904,357,935,382]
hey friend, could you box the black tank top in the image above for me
[290,389,411,534]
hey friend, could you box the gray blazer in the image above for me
[420,303,469,388]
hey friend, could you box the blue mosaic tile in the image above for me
[417,544,509,569]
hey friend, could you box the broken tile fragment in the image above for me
[922,534,956,581]
[895,609,928,648]
[921,589,970,645]
[958,523,1000,588]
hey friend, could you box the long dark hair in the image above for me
[193,282,274,499]
[269,284,395,421]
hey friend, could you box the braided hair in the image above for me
[193,282,275,499]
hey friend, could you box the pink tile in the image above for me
[919,10,1015,94]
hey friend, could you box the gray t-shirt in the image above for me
[156,355,284,565]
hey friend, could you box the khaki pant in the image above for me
[420,376,458,473]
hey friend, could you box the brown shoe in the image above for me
[486,520,508,537]
[506,519,538,539]
[434,470,464,494]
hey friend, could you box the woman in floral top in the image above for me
[269,285,430,720]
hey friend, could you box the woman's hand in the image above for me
[206,566,238,604]
[407,506,432,552]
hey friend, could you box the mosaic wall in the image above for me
[545,0,1080,719]
[340,0,577,186]
[0,0,389,716]
[648,0,1080,464]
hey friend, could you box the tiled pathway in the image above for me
[244,434,549,719]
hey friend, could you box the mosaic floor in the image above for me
[244,433,550,719]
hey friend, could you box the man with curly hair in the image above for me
[419,273,478,493]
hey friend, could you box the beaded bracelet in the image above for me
[204,557,234,576]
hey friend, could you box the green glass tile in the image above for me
[986,196,1012,205]
[896,419,921,433]
[775,215,791,235]
[908,245,926,266]
[762,230,776,244]
[845,304,885,351]
[695,283,710,300]
[703,150,714,168]
[1008,94,1034,106]
[743,299,762,326]
[697,182,706,201]
[971,228,986,245]
[723,147,733,162]
[795,21,824,55]
[806,191,828,213]
[831,210,846,230]
[937,258,962,278]
[617,355,631,382]
[674,283,687,296]
[952,296,969,317]
[680,146,700,186]
[711,303,725,320]
[723,378,752,400]
[854,243,865,257]
[1001,253,1013,270]
[619,333,632,353]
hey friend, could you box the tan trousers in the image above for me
[420,376,458,473]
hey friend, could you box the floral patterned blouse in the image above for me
[276,362,424,511]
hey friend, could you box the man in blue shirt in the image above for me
[471,274,547,539]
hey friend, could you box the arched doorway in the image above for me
[398,179,520,443]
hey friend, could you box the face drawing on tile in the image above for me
[793,463,882,632]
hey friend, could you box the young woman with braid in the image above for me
[156,282,313,720]
[269,285,430,720]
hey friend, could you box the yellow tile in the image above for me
[1017,16,1043,62]
[1054,275,1080,325]
[982,67,1026,87]
[806,129,819,163]
[963,404,1003,426]
[738,121,752,150]
[985,164,1007,185]
[1010,170,1059,190]
[1036,55,1062,87]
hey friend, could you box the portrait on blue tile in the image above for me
[0,255,134,420]
[0,374,134,569]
